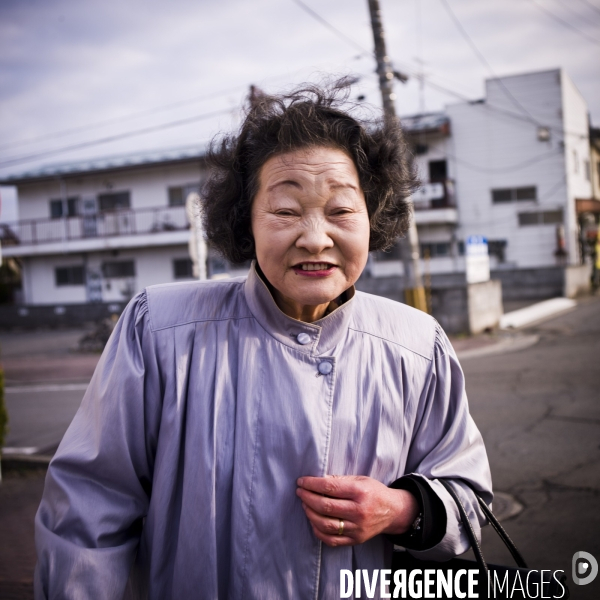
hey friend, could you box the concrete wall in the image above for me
[467,280,503,334]
[490,265,591,300]
[564,264,592,298]
[490,266,564,300]
[356,273,502,334]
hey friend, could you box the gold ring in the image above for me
[337,520,344,536]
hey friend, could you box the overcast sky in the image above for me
[1,0,599,205]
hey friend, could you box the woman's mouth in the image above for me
[292,262,337,276]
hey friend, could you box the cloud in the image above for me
[0,0,598,178]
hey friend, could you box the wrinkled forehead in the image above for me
[258,146,361,190]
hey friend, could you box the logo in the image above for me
[572,551,598,586]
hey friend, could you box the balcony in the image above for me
[412,180,458,225]
[0,205,190,257]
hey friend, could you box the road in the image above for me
[1,328,96,455]
[464,294,600,600]
[1,296,599,598]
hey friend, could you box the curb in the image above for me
[1,453,52,470]
[500,297,576,330]
[456,334,540,361]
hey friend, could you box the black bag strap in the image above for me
[474,492,528,569]
[439,479,488,576]
[440,479,529,571]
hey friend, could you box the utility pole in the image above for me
[367,0,427,312]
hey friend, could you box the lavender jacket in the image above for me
[35,263,492,600]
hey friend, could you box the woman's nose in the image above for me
[295,217,334,254]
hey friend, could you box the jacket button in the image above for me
[297,333,311,345]
[318,361,333,375]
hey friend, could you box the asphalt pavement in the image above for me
[1,296,599,599]
[463,294,600,600]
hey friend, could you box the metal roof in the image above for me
[0,145,208,185]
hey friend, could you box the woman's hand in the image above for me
[296,475,420,547]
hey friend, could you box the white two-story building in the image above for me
[0,147,242,306]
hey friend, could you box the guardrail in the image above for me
[0,205,189,247]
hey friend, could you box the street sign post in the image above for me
[466,235,490,284]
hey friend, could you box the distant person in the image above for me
[35,82,492,599]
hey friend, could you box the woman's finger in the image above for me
[302,503,356,537]
[309,522,356,547]
[296,475,364,500]
[296,487,356,520]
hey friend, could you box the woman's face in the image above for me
[251,146,370,321]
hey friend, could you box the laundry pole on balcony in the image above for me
[186,192,207,280]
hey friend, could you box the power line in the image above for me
[445,149,562,174]
[528,0,600,46]
[0,108,232,168]
[0,84,248,153]
[437,0,542,127]
[291,0,587,141]
[2,57,358,152]
[290,0,372,57]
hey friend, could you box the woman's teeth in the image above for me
[300,263,330,271]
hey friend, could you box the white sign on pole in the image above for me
[466,235,490,284]
[186,192,207,280]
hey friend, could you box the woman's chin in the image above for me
[284,282,345,309]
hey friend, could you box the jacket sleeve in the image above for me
[34,291,162,600]
[400,322,493,561]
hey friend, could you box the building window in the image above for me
[373,240,402,262]
[488,240,507,262]
[98,191,130,212]
[492,187,537,203]
[584,160,591,182]
[518,210,563,227]
[168,184,200,207]
[428,160,447,182]
[173,258,194,279]
[421,242,451,258]
[55,265,85,286]
[102,260,135,278]
[50,197,79,219]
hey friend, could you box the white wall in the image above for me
[23,244,190,305]
[0,186,18,222]
[412,133,453,183]
[447,69,576,268]
[561,70,593,263]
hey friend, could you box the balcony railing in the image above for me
[412,179,455,210]
[0,205,189,247]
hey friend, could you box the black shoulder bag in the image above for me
[392,480,569,599]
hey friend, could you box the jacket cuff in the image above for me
[385,475,447,551]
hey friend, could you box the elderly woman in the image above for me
[35,84,492,599]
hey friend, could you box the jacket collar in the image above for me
[243,261,355,356]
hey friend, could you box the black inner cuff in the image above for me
[385,475,447,551]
